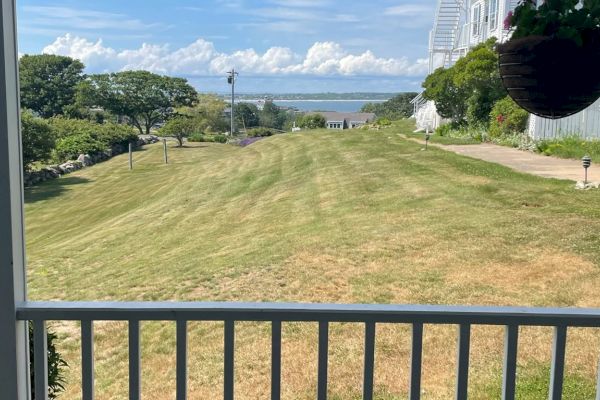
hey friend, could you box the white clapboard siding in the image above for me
[529,98,600,140]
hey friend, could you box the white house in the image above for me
[315,112,376,130]
[414,0,600,140]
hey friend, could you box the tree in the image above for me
[178,94,228,133]
[19,54,85,118]
[453,38,505,126]
[234,103,260,129]
[21,110,55,170]
[297,114,326,129]
[422,38,504,126]
[360,93,418,120]
[160,116,200,147]
[422,67,468,123]
[259,100,287,129]
[77,71,197,135]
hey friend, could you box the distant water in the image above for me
[265,100,387,113]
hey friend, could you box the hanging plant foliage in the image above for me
[497,0,600,119]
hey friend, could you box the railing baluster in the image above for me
[129,320,141,400]
[502,325,519,400]
[363,322,376,400]
[549,326,567,400]
[409,323,424,400]
[455,324,471,400]
[271,321,282,400]
[595,358,600,400]
[81,320,95,400]
[33,320,49,400]
[224,320,235,400]
[318,321,329,400]
[177,320,188,400]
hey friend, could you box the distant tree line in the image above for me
[360,92,418,120]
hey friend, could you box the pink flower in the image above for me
[504,11,514,30]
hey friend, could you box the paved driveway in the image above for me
[444,143,590,182]
[404,135,592,182]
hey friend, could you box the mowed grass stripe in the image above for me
[25,120,600,399]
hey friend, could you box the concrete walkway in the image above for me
[405,136,592,182]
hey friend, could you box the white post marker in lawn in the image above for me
[163,139,168,164]
[0,0,30,399]
[129,143,133,170]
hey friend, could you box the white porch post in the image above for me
[0,0,30,400]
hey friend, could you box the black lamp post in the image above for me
[583,155,592,184]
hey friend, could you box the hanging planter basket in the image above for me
[497,34,600,119]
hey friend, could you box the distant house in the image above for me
[315,112,376,130]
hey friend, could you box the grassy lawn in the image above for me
[536,136,600,162]
[404,131,482,145]
[25,119,600,399]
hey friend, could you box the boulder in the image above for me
[77,154,94,167]
[575,181,600,190]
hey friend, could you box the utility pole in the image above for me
[227,69,239,136]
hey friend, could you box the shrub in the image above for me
[29,322,68,400]
[55,134,106,160]
[21,111,55,170]
[435,123,454,137]
[247,127,274,137]
[297,114,326,129]
[188,132,206,142]
[213,134,228,143]
[536,136,600,160]
[48,117,138,160]
[377,118,392,126]
[489,96,530,138]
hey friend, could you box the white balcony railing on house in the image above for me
[17,302,600,400]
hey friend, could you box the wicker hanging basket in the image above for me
[497,35,600,119]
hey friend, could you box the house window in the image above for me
[472,3,481,36]
[489,0,498,31]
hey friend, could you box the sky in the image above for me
[16,0,437,94]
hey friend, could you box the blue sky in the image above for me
[17,0,437,93]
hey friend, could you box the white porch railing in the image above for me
[18,301,600,400]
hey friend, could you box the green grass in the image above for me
[404,131,482,145]
[536,136,600,161]
[25,119,600,399]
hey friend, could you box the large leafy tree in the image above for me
[452,39,505,125]
[422,38,504,126]
[234,103,260,129]
[77,71,198,135]
[178,94,228,133]
[423,67,468,123]
[259,100,287,129]
[19,54,85,118]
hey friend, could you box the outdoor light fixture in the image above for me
[582,155,592,184]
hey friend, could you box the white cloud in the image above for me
[41,34,428,77]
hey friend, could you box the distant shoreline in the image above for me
[244,99,388,103]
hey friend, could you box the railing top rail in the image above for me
[16,301,600,327]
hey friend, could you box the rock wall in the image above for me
[24,135,160,187]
